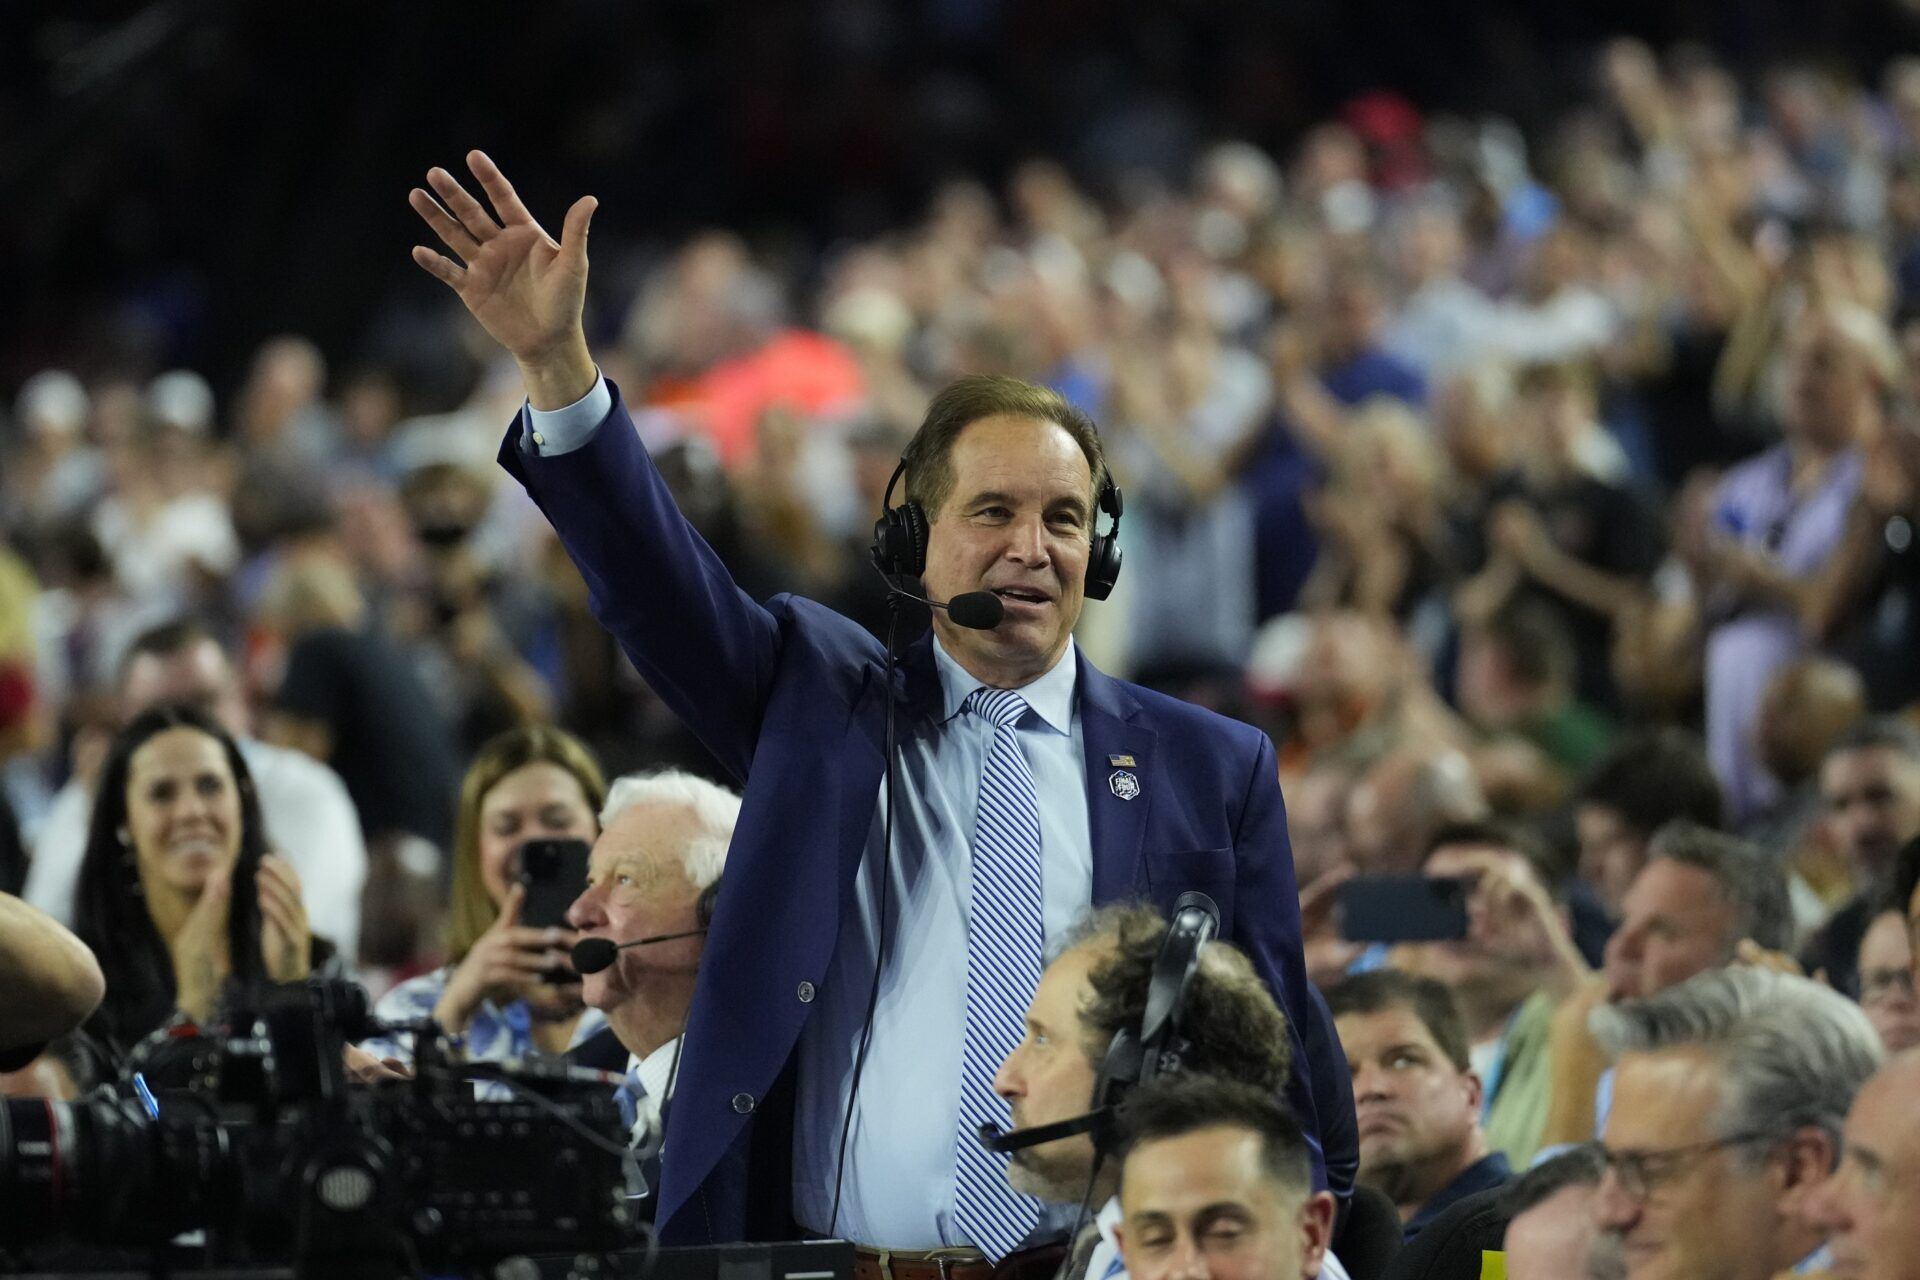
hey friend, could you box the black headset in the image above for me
[869,458,1126,601]
[1087,890,1220,1137]
[977,890,1220,1156]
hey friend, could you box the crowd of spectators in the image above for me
[6,27,1920,1280]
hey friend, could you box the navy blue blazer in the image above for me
[499,384,1356,1244]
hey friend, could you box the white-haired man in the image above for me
[567,770,738,1208]
[1589,967,1883,1280]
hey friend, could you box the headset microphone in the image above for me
[883,585,1004,630]
[976,1110,1102,1153]
[834,450,1116,1235]
[569,928,709,976]
[972,891,1220,1156]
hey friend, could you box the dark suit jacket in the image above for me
[570,1026,663,1226]
[500,383,1356,1244]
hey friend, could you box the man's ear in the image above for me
[1463,1070,1485,1115]
[1775,1126,1839,1208]
[1298,1190,1337,1279]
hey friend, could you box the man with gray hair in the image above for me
[1602,822,1794,1004]
[566,770,739,1212]
[1541,821,1794,1146]
[1588,967,1883,1280]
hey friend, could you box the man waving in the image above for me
[408,151,1353,1259]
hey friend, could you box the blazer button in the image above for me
[731,1092,756,1115]
[797,981,816,1003]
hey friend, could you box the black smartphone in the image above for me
[517,838,592,974]
[1337,874,1473,943]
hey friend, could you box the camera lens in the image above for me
[0,1091,222,1247]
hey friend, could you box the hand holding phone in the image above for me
[517,838,592,928]
[517,838,592,981]
[1336,875,1473,944]
[432,882,580,1034]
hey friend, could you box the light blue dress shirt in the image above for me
[521,375,615,455]
[525,377,1095,1248]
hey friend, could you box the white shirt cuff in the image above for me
[522,371,611,457]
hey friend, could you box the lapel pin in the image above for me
[1107,754,1136,767]
[1108,769,1141,801]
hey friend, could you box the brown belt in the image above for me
[853,1243,1066,1280]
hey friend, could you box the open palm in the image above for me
[409,151,595,368]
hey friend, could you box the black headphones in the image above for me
[977,890,1220,1155]
[870,458,1125,601]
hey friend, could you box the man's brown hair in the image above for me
[1066,903,1293,1093]
[900,374,1109,517]
[1325,968,1472,1073]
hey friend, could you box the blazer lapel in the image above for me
[1077,654,1155,904]
[845,631,940,887]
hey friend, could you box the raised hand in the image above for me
[1459,854,1589,996]
[257,853,314,983]
[409,151,598,409]
[431,884,579,1037]
[170,872,233,1024]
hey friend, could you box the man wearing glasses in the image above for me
[1585,967,1882,1280]
[1857,896,1919,1053]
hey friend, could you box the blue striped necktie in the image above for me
[954,687,1046,1259]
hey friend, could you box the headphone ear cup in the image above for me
[1084,535,1122,601]
[870,512,901,576]
[869,501,930,579]
[899,501,929,578]
[1083,481,1123,601]
[1093,1027,1144,1113]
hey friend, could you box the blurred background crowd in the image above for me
[6,1,1920,1235]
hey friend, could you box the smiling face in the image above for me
[919,413,1094,688]
[124,725,244,897]
[1596,1049,1792,1280]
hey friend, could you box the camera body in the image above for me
[2,978,637,1278]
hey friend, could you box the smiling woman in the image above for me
[72,705,329,1067]
[358,724,610,1081]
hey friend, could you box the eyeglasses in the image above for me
[1598,1131,1779,1200]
